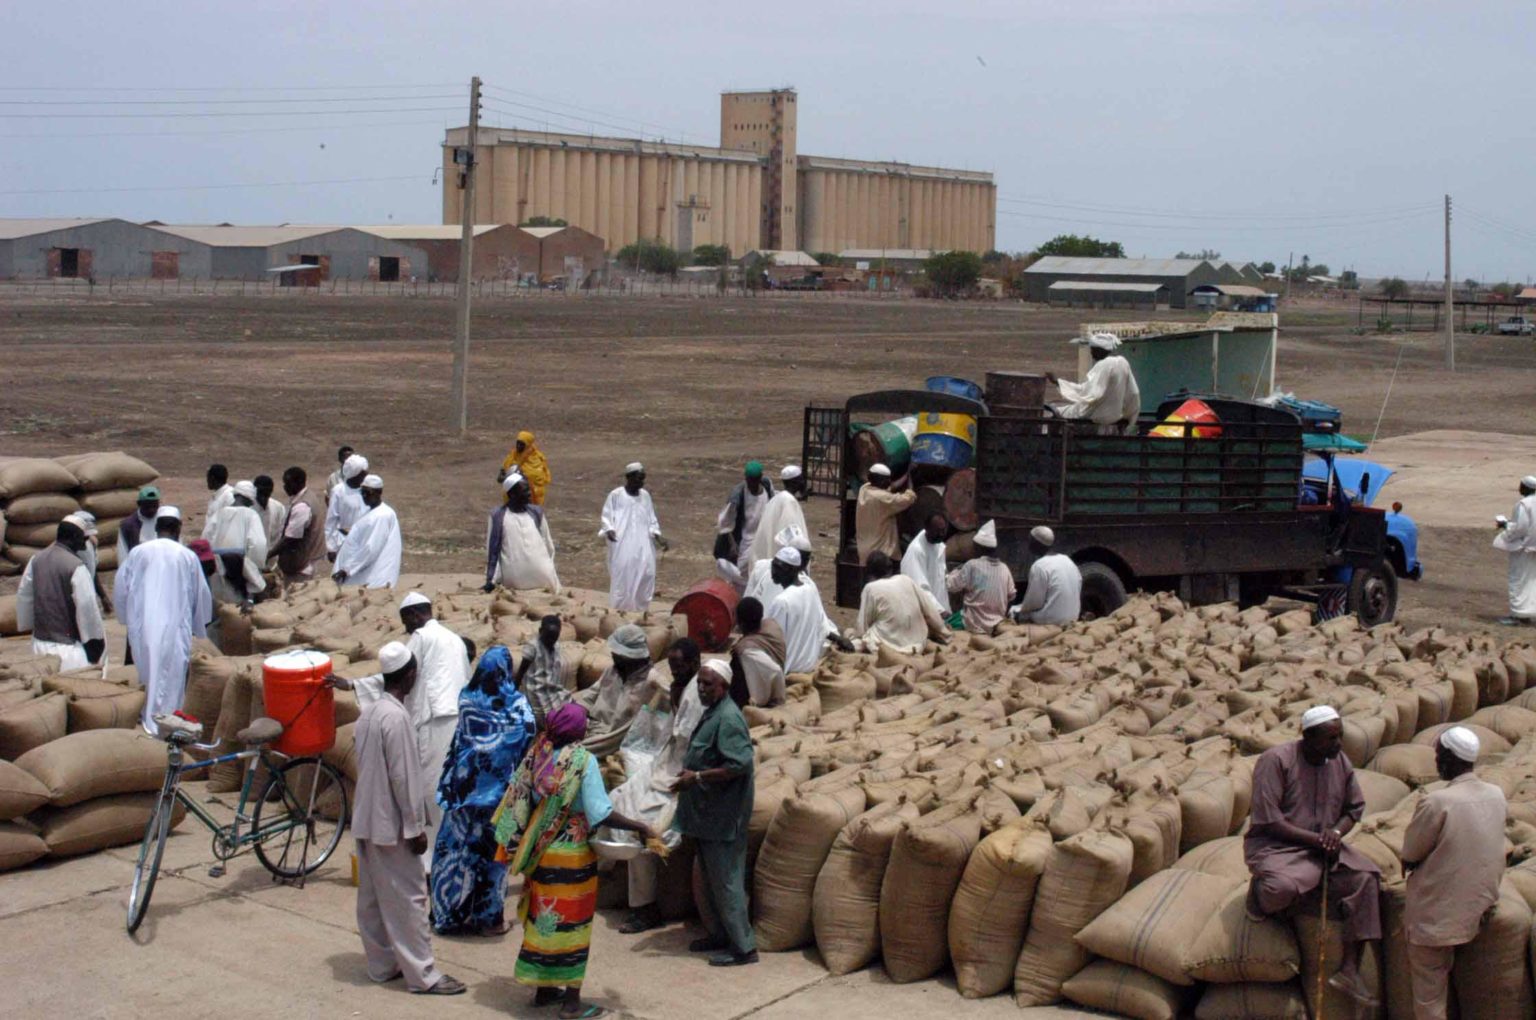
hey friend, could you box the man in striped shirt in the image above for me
[946,520,1016,635]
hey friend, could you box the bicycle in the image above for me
[126,711,350,935]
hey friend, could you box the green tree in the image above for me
[520,215,568,227]
[1379,277,1409,299]
[1258,261,1277,274]
[616,238,682,276]
[982,249,1008,263]
[1175,249,1222,261]
[812,252,840,266]
[1340,270,1359,289]
[691,243,731,267]
[1491,282,1518,299]
[1035,234,1125,258]
[923,250,984,296]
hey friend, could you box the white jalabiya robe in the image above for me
[1017,553,1082,625]
[1495,494,1536,619]
[746,490,809,566]
[489,508,561,591]
[334,503,402,589]
[203,504,269,600]
[201,484,234,538]
[259,498,286,557]
[116,538,211,735]
[901,532,952,615]
[600,487,661,611]
[404,618,471,866]
[16,557,104,672]
[609,676,704,902]
[855,574,949,654]
[767,581,838,675]
[1054,355,1141,434]
[744,558,824,609]
[717,487,770,571]
[325,482,367,553]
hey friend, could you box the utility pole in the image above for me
[1444,194,1454,372]
[1283,251,1293,304]
[450,76,482,434]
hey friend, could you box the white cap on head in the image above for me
[233,480,258,501]
[625,462,644,475]
[1439,725,1480,763]
[399,591,431,611]
[774,546,803,568]
[869,463,891,478]
[502,471,525,493]
[378,641,413,675]
[361,474,383,489]
[157,506,182,522]
[1030,525,1055,547]
[1524,475,1536,489]
[974,520,998,549]
[774,524,811,553]
[1072,331,1123,352]
[780,464,803,481]
[701,659,733,682]
[343,454,369,479]
[1301,705,1341,731]
[61,513,90,533]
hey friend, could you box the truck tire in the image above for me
[1078,562,1128,620]
[1348,559,1398,627]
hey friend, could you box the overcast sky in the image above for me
[3,1,1532,280]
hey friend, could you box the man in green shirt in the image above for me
[672,659,757,967]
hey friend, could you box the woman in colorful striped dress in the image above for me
[492,702,654,1019]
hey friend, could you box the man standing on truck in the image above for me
[1494,475,1536,626]
[1046,332,1142,435]
[855,464,916,564]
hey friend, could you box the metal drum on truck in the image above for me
[925,376,985,401]
[262,649,336,757]
[910,411,977,469]
[851,417,914,478]
[673,578,741,652]
[985,371,1048,414]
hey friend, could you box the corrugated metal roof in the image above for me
[838,248,939,260]
[149,224,343,247]
[745,249,820,266]
[1048,281,1167,293]
[356,224,502,240]
[0,217,111,240]
[520,226,569,239]
[1025,256,1211,277]
[1191,284,1269,297]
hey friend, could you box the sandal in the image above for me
[559,1006,607,1019]
[619,907,664,935]
[476,920,512,937]
[533,987,563,1007]
[414,975,467,995]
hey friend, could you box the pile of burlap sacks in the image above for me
[0,452,158,595]
[0,643,192,870]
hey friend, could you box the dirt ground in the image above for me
[4,290,1535,632]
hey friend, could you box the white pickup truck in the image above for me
[1498,316,1534,336]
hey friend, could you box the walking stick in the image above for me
[1315,858,1331,1020]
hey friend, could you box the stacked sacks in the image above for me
[0,452,157,579]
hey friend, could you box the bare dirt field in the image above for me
[4,289,1535,632]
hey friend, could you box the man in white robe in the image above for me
[201,463,234,536]
[333,475,401,589]
[254,475,286,558]
[398,592,471,867]
[1048,332,1142,435]
[744,524,814,606]
[765,548,849,674]
[745,465,810,566]
[325,444,354,505]
[1495,475,1536,625]
[116,507,211,736]
[852,551,950,654]
[15,518,106,672]
[326,453,370,557]
[482,473,559,592]
[716,461,773,574]
[901,513,953,619]
[202,479,269,604]
[1012,525,1082,626]
[601,462,667,611]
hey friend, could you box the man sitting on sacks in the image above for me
[1245,704,1381,1007]
[576,623,662,758]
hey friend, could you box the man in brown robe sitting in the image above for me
[1245,704,1381,1006]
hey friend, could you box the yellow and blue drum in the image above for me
[911,411,977,468]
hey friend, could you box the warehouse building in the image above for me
[150,225,429,283]
[355,223,603,283]
[0,218,213,280]
[444,89,995,257]
[1021,256,1224,309]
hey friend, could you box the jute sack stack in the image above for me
[1013,828,1135,1006]
[14,729,166,806]
[1181,880,1301,983]
[1293,911,1383,1019]
[0,692,67,759]
[0,759,50,819]
[752,783,866,951]
[0,820,47,870]
[1451,881,1535,1020]
[879,795,987,983]
[1061,960,1186,1020]
[37,793,186,856]
[811,798,920,975]
[947,818,1052,998]
[1074,866,1243,986]
[1193,981,1309,1019]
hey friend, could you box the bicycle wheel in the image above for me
[252,756,349,880]
[126,778,178,934]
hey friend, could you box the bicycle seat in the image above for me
[237,717,284,746]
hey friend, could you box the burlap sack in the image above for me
[3,521,58,546]
[811,798,921,975]
[1183,879,1301,983]
[1075,867,1242,985]
[1353,769,1411,815]
[58,452,156,493]
[38,792,187,856]
[78,488,139,518]
[1014,828,1134,1006]
[4,493,80,525]
[209,670,261,792]
[815,670,877,715]
[752,784,867,951]
[1413,721,1508,756]
[1293,912,1382,1019]
[0,596,24,637]
[1368,743,1441,787]
[1452,882,1535,1020]
[880,797,985,983]
[1193,981,1308,1019]
[0,820,48,871]
[1445,666,1480,721]
[66,688,146,732]
[14,729,165,806]
[1468,705,1536,746]
[0,458,79,500]
[0,691,67,760]
[0,759,50,819]
[1170,834,1250,878]
[1061,960,1184,1020]
[948,818,1052,998]
[1177,769,1235,853]
[748,770,797,871]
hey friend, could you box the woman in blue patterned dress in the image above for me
[430,644,537,934]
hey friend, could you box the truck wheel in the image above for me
[1078,562,1128,620]
[1348,559,1398,627]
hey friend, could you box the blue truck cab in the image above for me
[1302,455,1423,580]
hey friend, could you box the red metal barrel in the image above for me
[672,578,740,652]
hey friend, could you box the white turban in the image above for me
[869,463,891,478]
[233,480,258,501]
[1439,725,1480,763]
[774,547,803,568]
[625,462,644,475]
[701,659,733,682]
[781,464,803,481]
[378,641,413,675]
[1030,525,1055,547]
[343,454,369,480]
[502,471,525,493]
[1524,475,1536,490]
[157,506,182,522]
[399,591,431,611]
[1301,705,1341,730]
[974,520,998,549]
[1072,331,1123,352]
[361,474,383,490]
[774,524,811,552]
[61,513,91,534]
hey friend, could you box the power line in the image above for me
[0,105,462,120]
[0,83,460,93]
[482,83,695,141]
[996,194,1439,223]
[0,119,456,140]
[0,174,430,196]
[0,94,459,107]
[996,207,1437,233]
